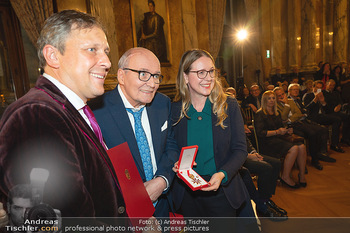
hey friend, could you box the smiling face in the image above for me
[184,56,215,101]
[118,49,160,108]
[51,26,111,103]
[250,86,261,98]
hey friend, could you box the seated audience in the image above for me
[324,79,350,146]
[254,91,307,189]
[274,85,334,171]
[303,81,344,153]
[241,84,262,113]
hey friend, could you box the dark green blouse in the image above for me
[187,98,216,176]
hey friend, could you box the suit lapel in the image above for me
[106,89,145,175]
[147,104,161,163]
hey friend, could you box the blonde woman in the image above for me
[171,49,249,217]
[254,91,307,188]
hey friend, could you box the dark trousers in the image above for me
[243,155,281,199]
[292,120,328,162]
[309,114,341,146]
[181,184,237,217]
[328,112,350,140]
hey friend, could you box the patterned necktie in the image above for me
[126,107,153,181]
[83,105,107,150]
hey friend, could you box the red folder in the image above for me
[107,142,155,218]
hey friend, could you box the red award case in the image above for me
[177,145,209,191]
[107,142,155,218]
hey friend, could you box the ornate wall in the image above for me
[89,0,211,92]
[241,0,350,87]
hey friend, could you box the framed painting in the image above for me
[130,0,171,66]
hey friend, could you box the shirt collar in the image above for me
[43,73,85,111]
[188,98,212,117]
[117,84,145,111]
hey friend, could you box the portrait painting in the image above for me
[130,0,171,65]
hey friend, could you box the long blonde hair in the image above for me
[174,49,228,128]
[260,91,279,116]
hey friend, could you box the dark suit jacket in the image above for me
[92,86,179,217]
[0,76,125,218]
[303,92,331,121]
[323,90,342,114]
[170,97,248,210]
[241,95,261,110]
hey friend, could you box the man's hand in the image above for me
[281,93,288,104]
[334,104,341,112]
[201,172,225,192]
[144,177,167,202]
[248,153,263,161]
[315,91,326,104]
[249,104,258,113]
[244,124,251,134]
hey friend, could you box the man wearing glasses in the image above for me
[92,47,179,218]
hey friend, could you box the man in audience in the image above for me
[271,67,286,86]
[274,85,333,170]
[0,10,126,218]
[340,63,350,104]
[92,47,179,218]
[303,81,344,153]
[324,79,350,145]
[243,136,286,219]
[241,84,262,113]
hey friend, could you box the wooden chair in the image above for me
[242,107,254,126]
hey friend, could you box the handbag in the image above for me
[279,134,304,143]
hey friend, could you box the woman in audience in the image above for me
[332,65,343,92]
[315,62,332,89]
[171,49,251,218]
[254,91,307,189]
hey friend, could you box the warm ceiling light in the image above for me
[237,29,248,41]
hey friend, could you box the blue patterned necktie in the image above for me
[126,107,153,181]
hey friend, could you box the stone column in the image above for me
[301,0,318,72]
[90,0,119,75]
[288,0,301,71]
[333,0,348,64]
[182,0,198,50]
[270,0,284,73]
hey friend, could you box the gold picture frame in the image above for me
[130,0,172,66]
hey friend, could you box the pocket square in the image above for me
[161,121,168,132]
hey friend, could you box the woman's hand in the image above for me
[277,127,288,135]
[201,172,225,192]
[172,161,197,173]
[287,127,293,134]
[172,161,179,173]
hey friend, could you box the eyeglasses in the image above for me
[188,69,218,79]
[123,68,163,84]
